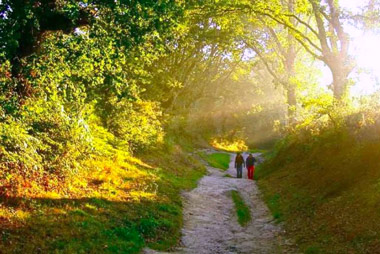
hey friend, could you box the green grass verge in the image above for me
[231,190,251,226]
[200,152,230,170]
[0,146,206,254]
[257,128,380,253]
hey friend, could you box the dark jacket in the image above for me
[246,156,256,167]
[235,154,245,168]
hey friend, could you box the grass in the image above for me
[231,190,251,226]
[0,143,206,253]
[266,193,283,221]
[257,128,380,253]
[200,152,230,170]
[249,148,268,154]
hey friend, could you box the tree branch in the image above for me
[245,40,287,86]
[294,36,324,60]
[282,13,320,38]
[309,0,331,56]
[266,26,287,58]
[255,10,323,53]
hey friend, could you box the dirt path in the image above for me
[144,151,296,254]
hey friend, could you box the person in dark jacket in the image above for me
[246,153,256,180]
[235,152,245,178]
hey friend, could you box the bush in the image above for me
[101,98,164,152]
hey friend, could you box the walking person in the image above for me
[246,153,256,180]
[235,152,245,178]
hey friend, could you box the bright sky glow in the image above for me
[349,32,380,96]
[319,0,380,97]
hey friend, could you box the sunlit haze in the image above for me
[319,0,380,97]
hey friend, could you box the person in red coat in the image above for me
[245,154,256,180]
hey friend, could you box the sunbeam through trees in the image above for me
[2,0,380,253]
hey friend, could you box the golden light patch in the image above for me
[210,138,248,152]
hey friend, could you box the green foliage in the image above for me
[102,98,163,151]
[0,0,185,61]
[231,190,251,226]
[305,245,321,254]
[0,0,186,185]
[0,59,19,115]
[1,0,379,252]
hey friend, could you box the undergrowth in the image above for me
[0,141,206,253]
[256,108,380,254]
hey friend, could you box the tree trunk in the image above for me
[324,50,351,101]
[330,59,348,100]
[310,0,352,101]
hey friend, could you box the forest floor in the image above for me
[144,151,297,254]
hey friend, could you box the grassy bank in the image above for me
[231,190,251,226]
[0,144,206,253]
[200,152,230,170]
[256,127,380,254]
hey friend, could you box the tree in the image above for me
[310,0,352,100]
[0,0,187,176]
[0,0,185,100]
[243,0,300,124]
[256,0,353,101]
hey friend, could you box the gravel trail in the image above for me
[144,151,296,254]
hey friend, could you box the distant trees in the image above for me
[242,0,300,124]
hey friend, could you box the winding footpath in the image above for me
[144,151,297,254]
